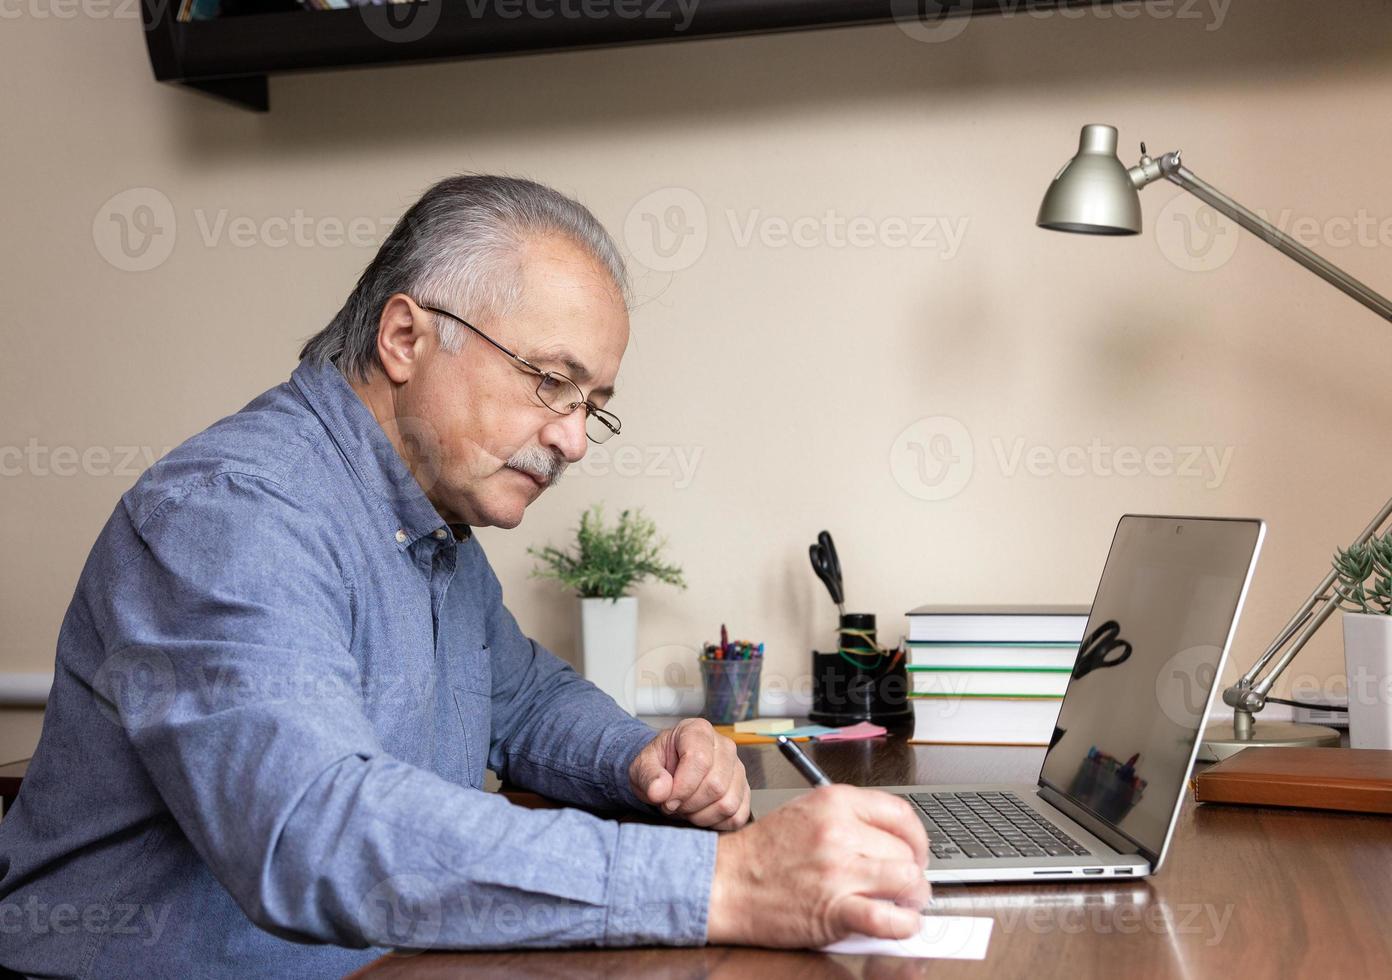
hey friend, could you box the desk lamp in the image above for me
[1036,124,1392,760]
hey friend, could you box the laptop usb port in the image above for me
[1083,868,1104,875]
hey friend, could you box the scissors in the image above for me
[1071,619,1133,679]
[809,530,845,616]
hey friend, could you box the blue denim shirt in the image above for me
[0,359,716,978]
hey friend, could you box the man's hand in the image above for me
[706,785,932,948]
[628,718,750,830]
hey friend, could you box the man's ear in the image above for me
[375,295,429,384]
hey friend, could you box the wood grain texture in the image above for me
[350,732,1392,978]
[1192,747,1392,813]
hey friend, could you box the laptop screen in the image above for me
[1038,515,1263,859]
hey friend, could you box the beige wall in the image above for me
[3,1,1392,759]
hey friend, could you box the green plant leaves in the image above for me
[1333,532,1392,614]
[528,504,687,600]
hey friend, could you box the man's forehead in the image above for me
[505,235,628,386]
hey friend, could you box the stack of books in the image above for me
[906,605,1088,745]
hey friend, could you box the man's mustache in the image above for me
[506,445,568,486]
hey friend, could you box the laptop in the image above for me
[751,514,1265,883]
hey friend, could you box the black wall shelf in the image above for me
[143,0,1109,112]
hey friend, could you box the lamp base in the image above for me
[1197,719,1341,762]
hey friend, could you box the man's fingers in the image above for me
[629,738,675,805]
[674,742,740,816]
[842,789,930,870]
[843,826,919,866]
[686,778,751,830]
[666,721,723,810]
[641,767,673,805]
[832,896,923,942]
[846,857,931,906]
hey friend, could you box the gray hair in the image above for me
[301,175,629,382]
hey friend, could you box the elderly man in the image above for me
[0,176,930,976]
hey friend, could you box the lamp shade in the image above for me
[1036,124,1142,235]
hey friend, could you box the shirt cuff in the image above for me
[603,718,662,813]
[603,822,717,946]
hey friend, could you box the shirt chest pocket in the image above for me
[450,644,493,789]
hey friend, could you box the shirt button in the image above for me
[433,528,448,540]
[394,529,407,544]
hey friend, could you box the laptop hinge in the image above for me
[1037,782,1156,863]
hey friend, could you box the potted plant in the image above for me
[529,505,685,713]
[1332,530,1392,749]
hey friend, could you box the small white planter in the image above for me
[580,596,638,715]
[1342,612,1392,749]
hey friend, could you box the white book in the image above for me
[909,696,1064,746]
[907,645,1079,670]
[910,670,1071,698]
[906,605,1089,643]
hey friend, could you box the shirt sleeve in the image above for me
[104,472,716,950]
[469,545,662,814]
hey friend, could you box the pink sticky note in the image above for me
[817,721,888,742]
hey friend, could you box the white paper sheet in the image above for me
[821,915,993,959]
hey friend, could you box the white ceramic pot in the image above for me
[580,595,638,714]
[1342,612,1392,749]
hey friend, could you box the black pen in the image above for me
[776,735,833,787]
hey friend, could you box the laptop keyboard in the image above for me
[902,791,1093,861]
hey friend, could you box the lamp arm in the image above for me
[1131,150,1392,321]
[1125,150,1392,714]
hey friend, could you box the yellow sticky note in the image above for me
[734,718,794,734]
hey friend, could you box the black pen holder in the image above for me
[809,613,913,729]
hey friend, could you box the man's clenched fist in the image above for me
[628,718,751,830]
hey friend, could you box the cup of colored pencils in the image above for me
[699,624,765,724]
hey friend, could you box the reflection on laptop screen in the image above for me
[1039,516,1262,857]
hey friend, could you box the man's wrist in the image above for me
[706,831,750,945]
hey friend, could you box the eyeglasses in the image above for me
[418,302,622,445]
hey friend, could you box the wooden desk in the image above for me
[351,735,1392,978]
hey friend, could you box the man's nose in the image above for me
[541,409,588,464]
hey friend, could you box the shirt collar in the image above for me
[290,358,468,549]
